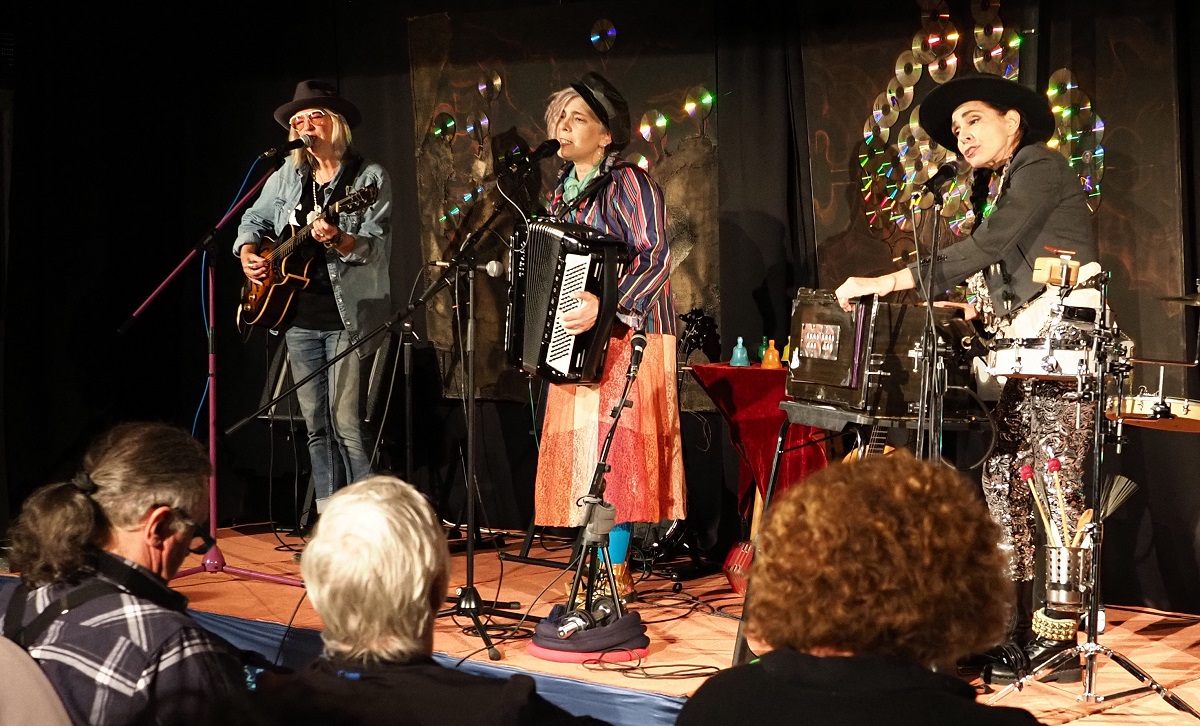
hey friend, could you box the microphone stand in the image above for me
[563,338,645,619]
[912,184,949,461]
[121,161,306,588]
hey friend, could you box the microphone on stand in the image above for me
[432,260,505,278]
[526,139,561,163]
[556,597,617,638]
[627,330,648,379]
[259,134,313,160]
[922,160,961,193]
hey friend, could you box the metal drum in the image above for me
[1106,394,1200,433]
[988,328,1095,380]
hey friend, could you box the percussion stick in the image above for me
[1027,478,1062,547]
[1052,470,1071,548]
[1071,508,1094,548]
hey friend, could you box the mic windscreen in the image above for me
[299,134,314,148]
[484,260,504,278]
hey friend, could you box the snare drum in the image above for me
[1106,394,1200,433]
[988,334,1094,380]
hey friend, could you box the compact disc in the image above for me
[873,92,899,128]
[975,19,1004,51]
[970,0,1001,25]
[928,54,959,84]
[896,50,924,86]
[887,77,915,112]
[864,118,890,151]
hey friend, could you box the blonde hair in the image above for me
[747,452,1012,666]
[287,108,352,167]
[301,475,449,663]
[8,422,210,586]
[544,88,583,140]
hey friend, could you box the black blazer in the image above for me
[908,144,1097,316]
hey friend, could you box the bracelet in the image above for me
[322,231,343,250]
[1032,608,1079,641]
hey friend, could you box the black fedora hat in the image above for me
[920,74,1055,151]
[570,72,631,152]
[273,79,362,129]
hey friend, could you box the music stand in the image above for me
[986,272,1200,720]
[120,162,303,588]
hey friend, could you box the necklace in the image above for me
[306,177,323,225]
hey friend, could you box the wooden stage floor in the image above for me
[164,524,1200,725]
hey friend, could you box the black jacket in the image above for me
[676,649,1043,726]
[908,144,1097,316]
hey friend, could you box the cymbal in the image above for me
[1159,293,1200,306]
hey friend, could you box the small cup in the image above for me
[1044,545,1091,613]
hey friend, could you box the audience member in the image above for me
[0,422,246,726]
[676,453,1043,726]
[244,475,608,726]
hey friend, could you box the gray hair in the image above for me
[301,475,449,663]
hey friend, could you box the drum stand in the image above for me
[988,272,1200,720]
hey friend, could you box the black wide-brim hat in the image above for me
[273,79,362,129]
[570,72,631,152]
[920,74,1055,151]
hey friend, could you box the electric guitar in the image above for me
[842,424,896,462]
[237,184,378,331]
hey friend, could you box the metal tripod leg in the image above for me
[988,641,1200,718]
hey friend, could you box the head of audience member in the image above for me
[747,452,1012,667]
[8,422,212,587]
[300,475,449,664]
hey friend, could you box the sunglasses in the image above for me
[289,109,329,129]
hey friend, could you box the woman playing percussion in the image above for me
[835,73,1101,683]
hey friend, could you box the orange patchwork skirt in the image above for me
[534,326,687,527]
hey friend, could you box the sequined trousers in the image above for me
[982,378,1095,581]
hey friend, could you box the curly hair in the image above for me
[747,451,1012,666]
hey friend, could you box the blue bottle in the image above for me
[730,337,750,366]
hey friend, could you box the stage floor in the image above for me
[103,525,1200,723]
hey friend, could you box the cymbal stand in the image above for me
[988,272,1200,719]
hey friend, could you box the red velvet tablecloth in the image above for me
[690,363,828,512]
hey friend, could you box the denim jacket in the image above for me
[233,154,392,357]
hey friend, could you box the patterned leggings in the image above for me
[981,378,1094,582]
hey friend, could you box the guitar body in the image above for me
[237,235,316,330]
[235,183,379,332]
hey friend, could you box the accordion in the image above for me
[786,288,976,418]
[505,220,630,383]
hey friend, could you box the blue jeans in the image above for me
[284,327,373,502]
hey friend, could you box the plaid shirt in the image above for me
[0,552,245,726]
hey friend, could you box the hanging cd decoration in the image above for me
[887,77,915,112]
[477,71,502,102]
[971,0,1002,25]
[639,110,669,142]
[864,118,890,151]
[625,151,651,171]
[873,92,900,128]
[929,54,959,84]
[463,114,490,145]
[429,112,456,143]
[684,85,714,119]
[590,19,618,52]
[975,19,1004,51]
[896,50,924,86]
[912,30,938,64]
[922,17,960,59]
[1047,68,1079,101]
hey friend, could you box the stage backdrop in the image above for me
[406,3,720,410]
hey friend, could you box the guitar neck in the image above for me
[268,218,321,261]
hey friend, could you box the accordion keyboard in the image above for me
[546,253,591,376]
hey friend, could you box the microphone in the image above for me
[555,597,617,639]
[922,160,961,193]
[259,134,313,160]
[526,139,561,163]
[628,330,648,378]
[432,260,505,278]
